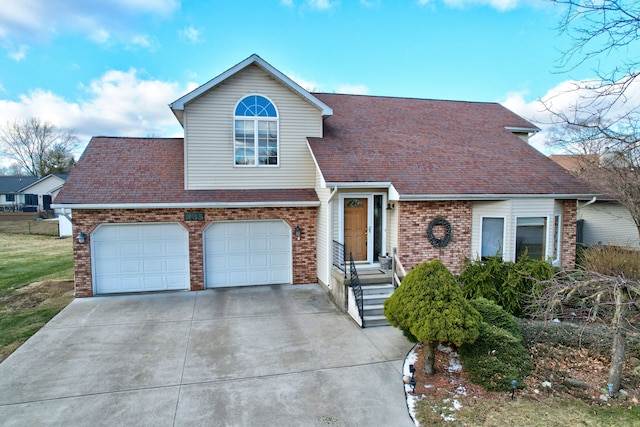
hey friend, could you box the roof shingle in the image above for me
[54,137,318,205]
[309,93,591,197]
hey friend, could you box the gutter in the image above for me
[51,201,321,210]
[398,193,599,201]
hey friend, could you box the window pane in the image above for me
[481,217,504,259]
[257,120,277,165]
[234,120,255,165]
[235,95,277,117]
[516,217,546,261]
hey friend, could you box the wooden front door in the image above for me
[344,198,368,261]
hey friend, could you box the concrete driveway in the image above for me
[0,284,414,426]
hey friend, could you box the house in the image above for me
[0,174,67,212]
[53,54,593,307]
[550,154,640,248]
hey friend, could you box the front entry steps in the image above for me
[361,283,394,327]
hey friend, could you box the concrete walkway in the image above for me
[0,284,414,426]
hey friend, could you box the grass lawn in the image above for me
[0,232,75,362]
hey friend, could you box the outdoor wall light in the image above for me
[295,225,301,240]
[386,203,395,211]
[77,231,86,244]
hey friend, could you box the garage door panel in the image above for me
[205,220,292,288]
[93,223,189,294]
[250,254,268,267]
[250,238,268,251]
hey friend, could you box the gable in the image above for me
[183,64,324,190]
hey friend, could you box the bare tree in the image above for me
[543,1,640,237]
[530,269,640,393]
[0,118,78,177]
[553,0,640,88]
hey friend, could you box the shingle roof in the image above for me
[0,176,40,193]
[54,137,319,206]
[308,93,592,197]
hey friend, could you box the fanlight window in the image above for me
[234,95,278,166]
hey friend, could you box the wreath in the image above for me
[427,217,452,248]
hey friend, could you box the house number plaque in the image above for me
[184,212,205,221]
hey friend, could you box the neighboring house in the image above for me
[0,174,67,212]
[54,54,593,303]
[550,154,640,248]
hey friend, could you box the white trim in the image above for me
[52,201,320,210]
[306,140,327,189]
[552,214,562,266]
[169,54,333,122]
[399,193,597,201]
[326,182,392,189]
[338,192,387,264]
[505,126,540,133]
[479,216,506,259]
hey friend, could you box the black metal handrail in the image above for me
[349,252,364,322]
[332,240,346,278]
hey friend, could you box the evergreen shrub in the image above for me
[459,254,554,316]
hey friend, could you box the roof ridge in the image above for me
[311,92,501,105]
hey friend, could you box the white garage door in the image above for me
[92,223,190,294]
[205,220,292,288]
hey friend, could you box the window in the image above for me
[515,217,547,261]
[5,194,15,202]
[552,215,561,263]
[481,217,504,259]
[24,194,38,206]
[234,95,278,166]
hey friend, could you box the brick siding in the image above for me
[397,200,472,274]
[561,200,577,269]
[72,207,317,297]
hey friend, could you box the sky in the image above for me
[0,0,634,162]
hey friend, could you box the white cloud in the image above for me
[287,73,322,92]
[8,44,27,61]
[0,0,180,50]
[180,26,202,43]
[336,84,370,95]
[0,69,191,153]
[417,0,544,12]
[307,0,338,10]
[280,0,294,6]
[502,76,640,153]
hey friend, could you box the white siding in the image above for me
[578,202,639,248]
[184,65,323,189]
[472,199,559,262]
[315,168,330,284]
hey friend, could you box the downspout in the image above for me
[326,187,338,287]
[578,196,597,210]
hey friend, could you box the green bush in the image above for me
[468,297,521,338]
[459,255,554,316]
[384,259,482,346]
[459,321,533,391]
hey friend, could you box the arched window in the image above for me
[234,95,278,166]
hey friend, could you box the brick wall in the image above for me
[561,200,577,269]
[397,200,472,274]
[72,207,317,297]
